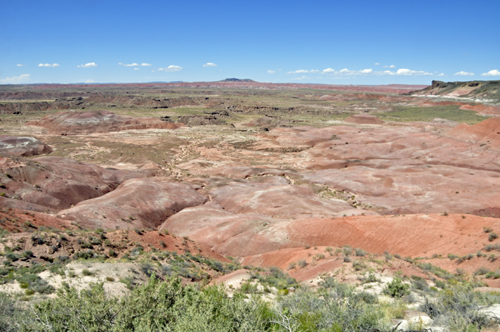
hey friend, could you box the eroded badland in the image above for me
[2,80,500,330]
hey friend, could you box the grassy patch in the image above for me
[378,105,489,124]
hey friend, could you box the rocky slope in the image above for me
[411,80,500,100]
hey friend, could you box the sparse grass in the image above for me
[377,105,489,124]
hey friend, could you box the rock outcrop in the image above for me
[410,80,500,100]
[0,136,52,157]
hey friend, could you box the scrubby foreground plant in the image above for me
[1,275,499,331]
[272,277,385,332]
[419,281,500,332]
[0,276,388,332]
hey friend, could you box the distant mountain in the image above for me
[219,78,255,82]
[410,80,500,100]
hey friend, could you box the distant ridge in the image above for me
[220,78,255,82]
[409,80,500,100]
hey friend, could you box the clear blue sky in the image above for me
[1,0,499,85]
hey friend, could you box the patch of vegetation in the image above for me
[488,232,498,242]
[377,105,489,124]
[383,277,410,298]
[419,282,500,332]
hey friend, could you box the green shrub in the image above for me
[343,246,353,256]
[419,283,493,331]
[485,271,500,279]
[89,236,102,245]
[82,269,93,276]
[383,277,409,298]
[5,252,19,262]
[276,277,386,331]
[23,277,270,331]
[483,227,493,233]
[21,250,33,259]
[354,248,366,257]
[488,232,498,242]
[352,260,366,271]
[474,267,490,276]
[410,276,429,291]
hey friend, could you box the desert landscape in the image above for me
[0,79,500,330]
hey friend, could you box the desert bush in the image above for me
[140,263,156,278]
[73,249,95,260]
[354,248,366,257]
[274,277,386,331]
[21,250,33,259]
[419,283,495,332]
[488,232,498,242]
[5,252,19,262]
[411,275,430,292]
[383,277,409,298]
[30,277,55,294]
[483,227,493,233]
[362,273,379,284]
[315,253,325,260]
[0,292,28,331]
[89,236,102,245]
[82,268,93,276]
[256,267,297,291]
[297,259,308,268]
[484,243,500,252]
[14,272,54,294]
[474,267,490,276]
[22,277,270,331]
[352,260,366,271]
[342,246,353,256]
[485,271,500,279]
[417,262,454,279]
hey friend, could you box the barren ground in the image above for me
[1,81,500,294]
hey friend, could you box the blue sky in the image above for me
[1,0,499,85]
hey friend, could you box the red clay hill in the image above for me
[28,110,182,135]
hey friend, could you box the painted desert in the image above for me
[2,80,500,331]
